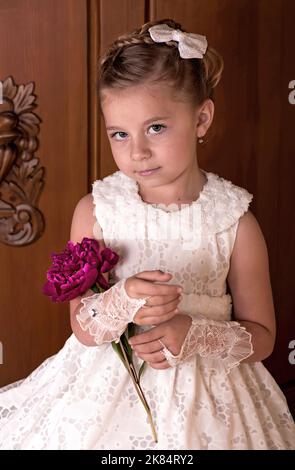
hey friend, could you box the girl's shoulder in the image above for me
[70,192,99,243]
[92,170,133,206]
[200,171,254,233]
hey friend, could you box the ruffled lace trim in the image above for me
[92,170,253,234]
[76,279,148,345]
[162,315,254,374]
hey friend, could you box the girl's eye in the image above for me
[111,124,166,141]
[110,131,128,141]
[149,124,166,134]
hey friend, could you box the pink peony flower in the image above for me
[43,237,119,302]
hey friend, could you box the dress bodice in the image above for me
[92,170,253,321]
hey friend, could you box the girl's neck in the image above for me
[138,162,207,207]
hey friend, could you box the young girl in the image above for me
[0,18,294,450]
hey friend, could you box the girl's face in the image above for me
[101,83,200,186]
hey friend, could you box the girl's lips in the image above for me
[137,167,161,176]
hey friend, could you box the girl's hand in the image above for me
[128,313,192,369]
[125,270,183,326]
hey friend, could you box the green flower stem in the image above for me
[118,339,158,444]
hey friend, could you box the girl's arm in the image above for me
[69,193,109,346]
[227,210,276,362]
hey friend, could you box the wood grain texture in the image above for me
[0,0,88,385]
[87,0,100,188]
[98,0,146,178]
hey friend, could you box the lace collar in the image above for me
[92,169,253,234]
[120,169,212,214]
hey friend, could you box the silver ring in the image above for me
[142,295,152,308]
[157,340,177,367]
[158,339,169,361]
[158,339,166,349]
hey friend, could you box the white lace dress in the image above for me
[0,169,294,450]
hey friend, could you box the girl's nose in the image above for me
[130,138,152,161]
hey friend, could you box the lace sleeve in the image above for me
[161,315,254,373]
[76,279,149,345]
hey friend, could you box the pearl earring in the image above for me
[198,137,204,144]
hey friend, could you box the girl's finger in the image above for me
[149,360,171,370]
[135,350,166,363]
[129,327,164,346]
[147,293,181,307]
[135,270,172,281]
[138,310,178,325]
[134,278,182,297]
[134,272,173,295]
[132,340,163,354]
[140,297,180,318]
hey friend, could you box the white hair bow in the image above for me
[148,24,207,59]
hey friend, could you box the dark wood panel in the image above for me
[268,0,295,384]
[88,0,100,188]
[99,0,146,178]
[0,0,88,385]
[283,382,295,419]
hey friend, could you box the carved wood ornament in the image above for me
[0,76,45,246]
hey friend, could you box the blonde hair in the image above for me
[99,18,224,106]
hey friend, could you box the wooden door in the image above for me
[0,0,88,385]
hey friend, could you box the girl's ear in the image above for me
[195,99,215,139]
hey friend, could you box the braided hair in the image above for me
[99,19,223,107]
